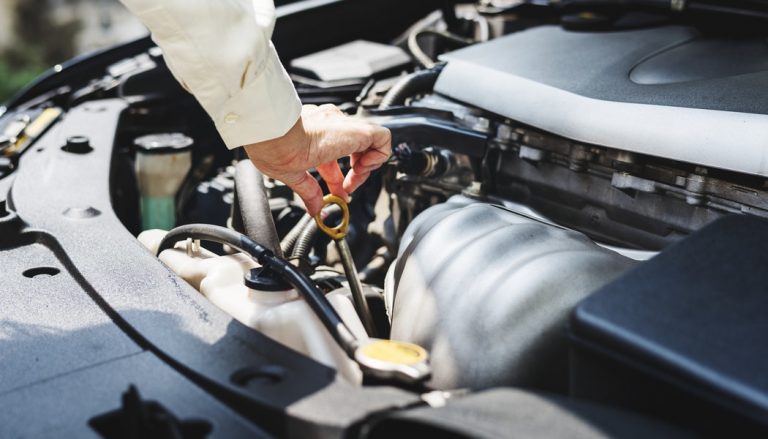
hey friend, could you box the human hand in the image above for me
[244,104,392,215]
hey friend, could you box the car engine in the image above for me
[3,1,768,437]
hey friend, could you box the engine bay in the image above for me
[3,0,768,437]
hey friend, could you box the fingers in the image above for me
[343,152,390,192]
[355,124,392,169]
[369,124,393,154]
[343,125,392,193]
[282,170,324,216]
[343,168,370,194]
[358,142,391,168]
[316,160,348,201]
[249,104,392,213]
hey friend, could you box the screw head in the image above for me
[62,135,93,154]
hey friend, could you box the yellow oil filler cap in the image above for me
[354,339,431,383]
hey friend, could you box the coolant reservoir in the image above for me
[139,230,368,383]
[134,133,193,230]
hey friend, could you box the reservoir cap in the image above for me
[134,132,193,154]
[355,339,431,384]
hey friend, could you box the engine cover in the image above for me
[435,25,768,177]
[387,198,635,391]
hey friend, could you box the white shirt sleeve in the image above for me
[119,0,302,149]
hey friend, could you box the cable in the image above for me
[408,28,438,69]
[407,28,474,69]
[378,67,443,110]
[473,12,491,42]
[157,224,360,356]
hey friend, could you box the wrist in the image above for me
[244,117,309,169]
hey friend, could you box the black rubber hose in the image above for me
[378,68,442,110]
[232,160,283,258]
[292,221,318,259]
[157,224,359,356]
[291,204,342,259]
[280,213,313,256]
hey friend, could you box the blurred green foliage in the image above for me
[0,61,43,104]
[0,0,81,103]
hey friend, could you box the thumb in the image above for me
[282,170,324,216]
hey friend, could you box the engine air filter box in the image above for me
[570,215,768,436]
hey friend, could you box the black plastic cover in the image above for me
[0,353,270,438]
[367,389,694,439]
[571,215,768,435]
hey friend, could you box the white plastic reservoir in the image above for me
[139,229,368,383]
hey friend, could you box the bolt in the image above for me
[62,135,93,154]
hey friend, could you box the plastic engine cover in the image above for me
[388,198,636,391]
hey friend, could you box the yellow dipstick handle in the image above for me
[314,194,350,241]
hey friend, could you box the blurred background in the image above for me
[0,0,146,102]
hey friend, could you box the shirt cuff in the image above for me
[215,44,302,149]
